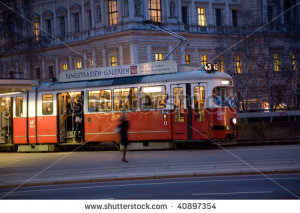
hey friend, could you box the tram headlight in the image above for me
[231,117,237,125]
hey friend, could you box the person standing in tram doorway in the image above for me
[118,112,130,163]
[74,98,83,142]
[1,105,10,143]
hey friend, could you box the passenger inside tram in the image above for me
[0,104,10,143]
[212,87,236,107]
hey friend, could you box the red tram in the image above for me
[0,61,237,150]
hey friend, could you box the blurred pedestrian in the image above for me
[118,112,130,163]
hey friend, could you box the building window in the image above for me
[87,10,92,29]
[182,7,188,25]
[268,6,273,22]
[123,0,129,17]
[46,19,52,36]
[110,56,117,66]
[62,64,68,71]
[155,53,164,62]
[96,6,102,22]
[74,13,80,33]
[59,16,65,36]
[292,53,297,71]
[90,60,94,68]
[274,53,280,72]
[76,61,82,69]
[218,56,224,73]
[235,55,242,73]
[33,22,39,41]
[198,8,206,26]
[149,0,162,23]
[170,1,176,17]
[185,54,190,64]
[232,10,238,27]
[216,9,222,26]
[201,55,208,65]
[135,0,142,16]
[108,0,118,26]
[35,68,40,79]
[48,66,54,78]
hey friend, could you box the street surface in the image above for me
[0,144,300,199]
[1,174,299,199]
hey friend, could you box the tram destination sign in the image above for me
[59,60,178,82]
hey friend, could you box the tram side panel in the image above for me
[28,90,37,144]
[13,94,28,144]
[85,110,172,142]
[37,92,58,144]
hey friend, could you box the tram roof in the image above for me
[38,70,233,92]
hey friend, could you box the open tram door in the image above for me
[0,97,13,144]
[57,91,84,143]
[171,84,192,140]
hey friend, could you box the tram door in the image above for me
[171,84,192,140]
[0,97,13,144]
[57,92,84,143]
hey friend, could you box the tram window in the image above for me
[88,90,112,112]
[15,96,23,117]
[42,94,53,115]
[140,86,166,110]
[113,88,138,111]
[212,87,235,107]
[194,86,205,122]
[173,87,184,122]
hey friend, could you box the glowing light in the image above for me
[221,80,231,85]
[142,87,162,93]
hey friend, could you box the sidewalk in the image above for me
[0,145,300,188]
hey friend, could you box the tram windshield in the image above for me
[212,87,236,107]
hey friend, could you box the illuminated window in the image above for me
[76,61,82,69]
[173,87,184,122]
[274,53,280,72]
[88,90,112,112]
[292,53,297,71]
[110,56,117,66]
[235,55,242,73]
[15,97,23,117]
[149,0,162,23]
[218,56,224,72]
[114,88,138,111]
[198,8,206,26]
[140,86,166,109]
[33,22,39,41]
[201,55,208,65]
[108,0,118,26]
[155,53,164,62]
[194,86,205,122]
[42,94,53,115]
[185,54,190,64]
[62,64,68,71]
[90,60,94,68]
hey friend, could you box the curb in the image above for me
[1,169,299,190]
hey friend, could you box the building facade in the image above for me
[0,0,299,111]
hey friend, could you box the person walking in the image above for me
[118,112,130,163]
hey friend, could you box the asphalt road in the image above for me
[1,173,299,199]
